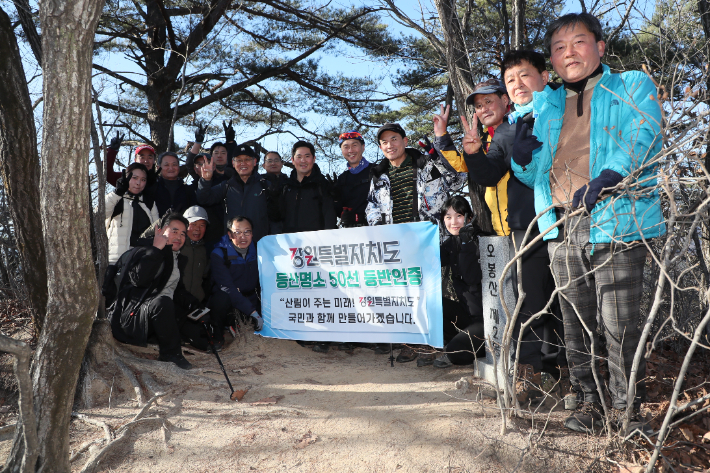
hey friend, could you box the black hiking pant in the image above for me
[510,229,566,375]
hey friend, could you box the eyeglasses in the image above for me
[234,158,254,164]
[338,131,364,144]
[230,230,252,236]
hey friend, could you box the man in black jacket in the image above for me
[197,144,273,244]
[334,131,373,227]
[278,141,336,233]
[108,213,204,370]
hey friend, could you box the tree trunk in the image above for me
[433,0,493,233]
[0,6,48,333]
[511,0,526,49]
[4,0,105,471]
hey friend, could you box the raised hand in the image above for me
[108,131,125,151]
[433,104,450,137]
[460,114,482,155]
[194,124,206,143]
[201,156,216,180]
[222,119,235,142]
[114,170,133,196]
[152,225,170,249]
[511,120,542,167]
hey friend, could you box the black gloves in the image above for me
[114,170,133,196]
[573,169,624,212]
[108,132,124,151]
[418,136,436,158]
[511,120,542,168]
[340,208,355,227]
[458,225,477,244]
[194,124,206,144]
[222,119,235,143]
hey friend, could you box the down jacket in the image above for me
[210,236,260,315]
[511,64,666,243]
[105,192,159,264]
[366,147,467,226]
[197,172,272,243]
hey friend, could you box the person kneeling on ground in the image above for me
[108,213,212,370]
[418,196,487,368]
[209,216,264,337]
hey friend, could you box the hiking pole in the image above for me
[200,319,238,401]
[389,343,394,367]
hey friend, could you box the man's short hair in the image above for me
[291,141,315,157]
[158,151,179,167]
[159,212,189,230]
[209,142,228,154]
[264,151,282,162]
[227,215,254,232]
[544,13,604,54]
[500,50,547,79]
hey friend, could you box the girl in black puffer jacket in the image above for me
[433,196,488,368]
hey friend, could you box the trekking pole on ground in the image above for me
[200,319,238,400]
[389,343,394,367]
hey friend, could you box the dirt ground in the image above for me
[0,332,615,473]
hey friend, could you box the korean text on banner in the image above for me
[257,222,443,347]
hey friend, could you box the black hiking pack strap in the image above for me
[221,247,243,268]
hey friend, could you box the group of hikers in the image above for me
[104,12,664,437]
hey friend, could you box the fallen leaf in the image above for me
[250,395,284,406]
[615,462,644,473]
[679,426,694,442]
[252,367,263,375]
[294,431,317,449]
[231,386,250,402]
[304,378,323,385]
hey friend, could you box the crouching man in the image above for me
[209,216,264,336]
[108,212,204,370]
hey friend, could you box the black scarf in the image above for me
[563,63,603,117]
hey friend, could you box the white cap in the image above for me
[183,206,209,224]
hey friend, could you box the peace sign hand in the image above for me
[201,156,216,180]
[433,104,450,137]
[152,225,170,250]
[460,114,482,155]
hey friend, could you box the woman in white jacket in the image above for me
[105,162,159,264]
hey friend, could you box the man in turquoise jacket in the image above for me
[510,12,664,435]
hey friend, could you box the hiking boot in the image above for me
[312,342,330,353]
[516,363,543,404]
[396,346,418,363]
[335,342,355,351]
[564,402,605,434]
[159,353,193,370]
[433,354,453,368]
[417,353,436,367]
[610,407,653,437]
[558,367,578,410]
[296,340,315,348]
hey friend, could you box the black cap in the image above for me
[465,79,508,106]
[233,144,256,159]
[376,123,406,142]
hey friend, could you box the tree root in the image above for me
[73,393,167,473]
[78,319,233,409]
